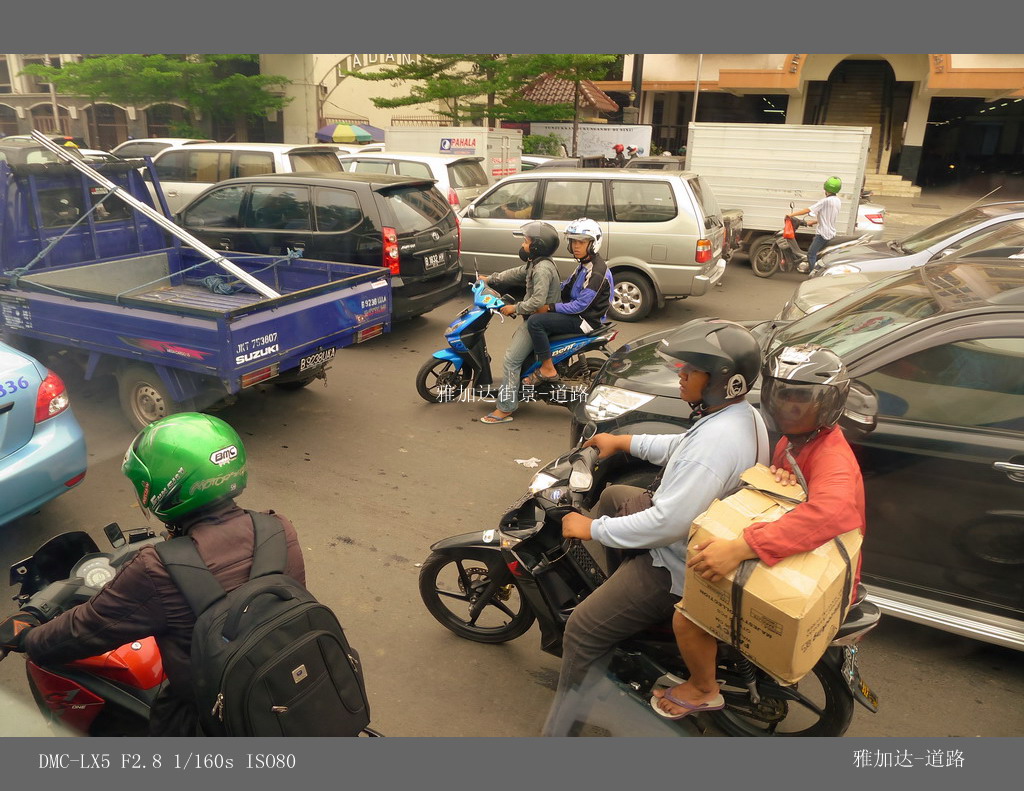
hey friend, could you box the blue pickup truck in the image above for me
[0,147,391,428]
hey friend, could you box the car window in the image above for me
[115,142,169,158]
[688,175,721,218]
[314,188,364,233]
[610,180,677,222]
[474,180,538,220]
[397,161,433,179]
[235,152,274,178]
[289,152,344,173]
[351,160,395,175]
[30,186,131,229]
[900,208,990,253]
[861,337,1024,431]
[944,218,1024,260]
[180,185,246,228]
[153,150,189,181]
[448,161,488,188]
[245,185,311,230]
[380,186,455,233]
[183,151,231,184]
[540,180,608,222]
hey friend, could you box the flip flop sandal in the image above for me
[649,691,726,720]
[522,372,561,386]
[480,413,514,424]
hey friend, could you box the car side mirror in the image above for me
[840,380,878,439]
[463,204,477,219]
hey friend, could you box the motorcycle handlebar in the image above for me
[22,578,86,623]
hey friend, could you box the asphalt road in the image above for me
[1,257,1022,738]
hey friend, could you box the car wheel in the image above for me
[609,272,654,322]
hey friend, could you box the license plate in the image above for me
[299,347,336,371]
[424,252,446,270]
[841,646,879,711]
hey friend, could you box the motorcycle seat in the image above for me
[835,592,880,640]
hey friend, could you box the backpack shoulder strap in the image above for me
[246,510,288,580]
[155,537,226,616]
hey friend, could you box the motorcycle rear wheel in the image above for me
[710,658,853,736]
[415,358,473,404]
[750,243,781,278]
[419,550,535,643]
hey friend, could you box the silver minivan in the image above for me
[458,169,727,321]
[148,142,345,213]
[337,151,490,210]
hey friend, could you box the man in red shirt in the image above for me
[651,343,865,719]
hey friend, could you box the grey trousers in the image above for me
[540,485,678,736]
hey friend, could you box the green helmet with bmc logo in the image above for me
[121,412,247,524]
[823,176,842,195]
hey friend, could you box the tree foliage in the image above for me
[20,55,292,123]
[342,54,620,126]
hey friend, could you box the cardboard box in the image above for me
[681,465,862,684]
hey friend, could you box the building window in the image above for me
[0,57,12,94]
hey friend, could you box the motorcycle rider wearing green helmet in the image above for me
[0,412,305,736]
[788,176,843,274]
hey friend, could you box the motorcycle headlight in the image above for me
[528,472,559,493]
[819,264,861,277]
[584,385,655,421]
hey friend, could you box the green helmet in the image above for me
[121,412,247,524]
[824,176,842,195]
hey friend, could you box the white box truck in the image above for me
[685,123,875,261]
[385,126,522,182]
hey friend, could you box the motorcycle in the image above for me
[418,426,880,736]
[415,278,618,409]
[6,524,385,737]
[751,203,872,279]
[6,524,166,736]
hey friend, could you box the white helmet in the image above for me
[565,217,603,257]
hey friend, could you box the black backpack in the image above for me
[155,511,370,736]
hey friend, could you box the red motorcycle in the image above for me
[7,524,166,736]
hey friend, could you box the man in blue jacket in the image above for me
[521,218,613,386]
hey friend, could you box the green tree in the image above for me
[343,54,620,139]
[20,55,291,143]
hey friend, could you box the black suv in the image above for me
[176,172,463,321]
[572,258,1024,652]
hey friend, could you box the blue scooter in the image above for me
[415,279,617,408]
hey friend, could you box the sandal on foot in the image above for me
[480,413,514,424]
[522,371,561,386]
[649,690,725,720]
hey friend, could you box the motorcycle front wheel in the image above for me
[750,243,781,278]
[710,657,853,737]
[419,550,536,643]
[415,358,473,404]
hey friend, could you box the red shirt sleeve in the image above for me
[743,430,865,566]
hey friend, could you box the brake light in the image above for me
[383,226,400,275]
[865,213,885,224]
[35,370,70,423]
[447,187,460,207]
[695,238,713,264]
[240,364,279,388]
[64,472,86,488]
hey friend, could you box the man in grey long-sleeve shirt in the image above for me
[541,318,763,736]
[480,221,562,424]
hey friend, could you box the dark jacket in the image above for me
[23,501,305,735]
[550,253,613,329]
[489,256,561,316]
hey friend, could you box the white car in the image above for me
[337,151,489,209]
[109,137,214,159]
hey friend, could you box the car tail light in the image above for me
[864,213,885,224]
[356,324,385,343]
[455,213,462,255]
[35,370,70,423]
[383,227,400,275]
[695,239,712,264]
[241,364,279,388]
[64,472,86,488]
[447,187,460,207]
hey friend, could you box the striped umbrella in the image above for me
[315,123,385,143]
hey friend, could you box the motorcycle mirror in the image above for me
[569,459,594,492]
[581,421,598,442]
[103,522,126,549]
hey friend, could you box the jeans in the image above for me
[806,233,836,269]
[496,323,534,414]
[541,485,677,737]
[526,312,585,361]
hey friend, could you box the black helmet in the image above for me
[512,221,559,260]
[761,344,850,437]
[655,318,761,408]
